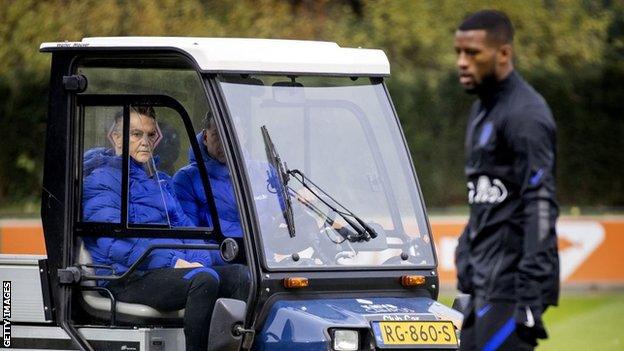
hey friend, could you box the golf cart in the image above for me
[5,37,462,350]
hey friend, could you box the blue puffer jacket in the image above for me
[81,148,220,283]
[173,133,283,237]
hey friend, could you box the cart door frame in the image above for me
[41,50,260,350]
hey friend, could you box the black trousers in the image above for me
[107,264,248,351]
[459,298,534,351]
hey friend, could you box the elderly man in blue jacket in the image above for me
[82,106,245,351]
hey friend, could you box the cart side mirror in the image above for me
[452,293,471,314]
[208,298,247,351]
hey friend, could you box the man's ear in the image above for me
[202,129,209,146]
[110,131,122,154]
[498,44,513,65]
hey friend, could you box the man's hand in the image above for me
[295,188,316,205]
[514,304,548,346]
[174,258,203,268]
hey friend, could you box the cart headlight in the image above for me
[333,329,359,351]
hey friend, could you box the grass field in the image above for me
[539,292,624,350]
[440,291,624,350]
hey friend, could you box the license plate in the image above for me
[375,321,458,347]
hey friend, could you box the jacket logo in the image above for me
[468,176,508,204]
[478,122,494,146]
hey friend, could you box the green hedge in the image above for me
[0,0,622,207]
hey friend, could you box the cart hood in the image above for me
[256,296,462,349]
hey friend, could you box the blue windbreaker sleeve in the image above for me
[107,238,148,270]
[91,233,185,271]
[183,239,216,267]
[173,168,202,226]
[265,163,287,212]
[505,106,558,310]
[141,238,186,270]
[82,170,122,223]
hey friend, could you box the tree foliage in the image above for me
[0,0,621,208]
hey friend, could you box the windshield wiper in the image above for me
[260,125,378,242]
[261,125,296,237]
[288,188,366,243]
[288,169,379,242]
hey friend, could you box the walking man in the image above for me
[453,10,560,350]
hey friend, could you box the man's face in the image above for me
[112,112,158,163]
[454,29,499,93]
[204,125,226,163]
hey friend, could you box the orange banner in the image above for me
[2,218,624,285]
[0,220,45,255]
[431,217,624,285]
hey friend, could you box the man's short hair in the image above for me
[202,110,216,131]
[112,105,156,131]
[458,10,514,45]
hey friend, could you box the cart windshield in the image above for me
[217,75,435,269]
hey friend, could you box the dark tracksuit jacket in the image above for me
[455,71,560,311]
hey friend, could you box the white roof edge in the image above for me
[40,37,390,76]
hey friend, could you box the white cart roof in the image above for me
[40,37,390,76]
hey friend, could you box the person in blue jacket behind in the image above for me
[173,112,288,238]
[173,112,333,262]
[82,106,246,351]
[172,113,243,236]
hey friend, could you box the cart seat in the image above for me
[77,241,184,322]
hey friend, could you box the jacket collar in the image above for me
[82,147,158,178]
[478,70,519,110]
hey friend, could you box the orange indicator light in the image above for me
[283,277,309,289]
[401,275,426,287]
